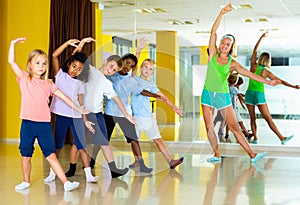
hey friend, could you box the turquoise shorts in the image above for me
[201,89,231,110]
[245,90,266,105]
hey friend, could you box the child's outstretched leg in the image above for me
[46,153,79,191]
[15,156,31,190]
[79,149,99,183]
[90,145,101,169]
[65,144,79,177]
[102,145,129,178]
[130,140,153,173]
[153,138,184,169]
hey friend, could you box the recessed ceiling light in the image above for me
[240,4,253,9]
[259,18,268,22]
[137,8,166,13]
[195,31,211,34]
[242,18,253,23]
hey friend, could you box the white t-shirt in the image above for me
[84,66,116,113]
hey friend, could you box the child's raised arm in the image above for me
[52,39,80,75]
[8,37,26,78]
[132,37,147,77]
[72,37,95,54]
[156,91,183,117]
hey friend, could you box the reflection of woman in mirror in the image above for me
[201,3,281,163]
[245,32,300,144]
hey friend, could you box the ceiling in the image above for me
[96,0,300,57]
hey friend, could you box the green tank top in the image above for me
[204,54,232,93]
[247,65,265,92]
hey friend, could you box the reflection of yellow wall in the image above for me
[200,46,209,139]
[1,0,50,140]
[156,31,180,141]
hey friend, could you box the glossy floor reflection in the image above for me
[1,143,300,205]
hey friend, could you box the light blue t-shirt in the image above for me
[131,76,160,118]
[229,85,239,110]
[104,72,143,117]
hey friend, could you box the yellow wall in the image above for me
[2,0,50,140]
[156,31,180,141]
[0,0,8,139]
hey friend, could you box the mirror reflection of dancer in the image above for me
[201,3,281,163]
[245,32,299,144]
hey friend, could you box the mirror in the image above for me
[99,0,300,146]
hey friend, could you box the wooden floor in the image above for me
[1,139,300,205]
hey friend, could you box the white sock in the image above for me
[84,183,100,198]
[15,181,30,190]
[44,168,56,183]
[64,181,80,192]
[44,181,56,195]
[84,167,99,183]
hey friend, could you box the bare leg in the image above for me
[153,138,184,169]
[239,121,250,136]
[154,138,172,162]
[65,145,79,177]
[257,104,286,141]
[46,153,68,184]
[78,149,98,182]
[46,153,80,191]
[130,140,153,173]
[202,105,220,158]
[21,156,31,183]
[70,144,79,164]
[246,104,258,141]
[220,107,256,158]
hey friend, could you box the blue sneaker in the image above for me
[251,152,267,163]
[207,156,221,163]
[281,135,294,145]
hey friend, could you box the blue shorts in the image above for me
[201,89,231,110]
[54,114,86,150]
[245,90,266,105]
[85,112,109,146]
[20,120,55,157]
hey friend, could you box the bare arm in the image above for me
[208,3,233,60]
[231,60,281,86]
[112,95,136,125]
[53,89,90,114]
[72,37,96,54]
[8,37,26,78]
[264,70,300,89]
[237,93,246,109]
[250,32,268,72]
[132,37,147,77]
[156,91,183,116]
[52,39,80,75]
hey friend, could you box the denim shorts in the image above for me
[245,90,266,105]
[201,89,231,110]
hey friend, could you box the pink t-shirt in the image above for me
[17,71,58,122]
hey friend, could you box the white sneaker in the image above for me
[15,182,30,190]
[64,181,80,192]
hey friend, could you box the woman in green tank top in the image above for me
[245,32,299,144]
[202,3,281,164]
